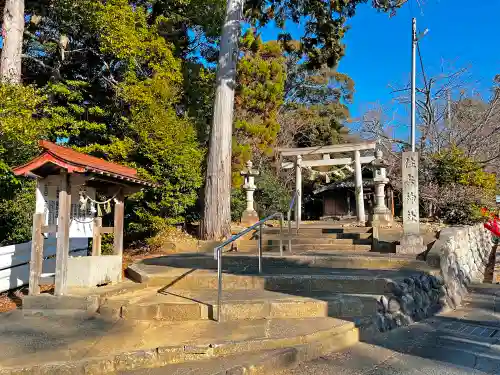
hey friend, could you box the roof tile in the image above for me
[40,140,138,178]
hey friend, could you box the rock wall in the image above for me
[428,224,494,291]
[374,224,494,332]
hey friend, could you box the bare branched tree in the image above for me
[355,65,500,219]
[388,67,500,167]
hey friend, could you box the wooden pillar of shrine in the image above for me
[113,190,125,257]
[54,172,71,296]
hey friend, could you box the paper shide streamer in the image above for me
[78,187,121,217]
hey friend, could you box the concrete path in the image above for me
[0,310,352,372]
[119,284,500,375]
[279,284,500,375]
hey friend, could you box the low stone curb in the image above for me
[176,325,359,375]
[0,321,357,375]
[100,298,329,321]
[22,294,100,313]
[125,263,149,284]
[217,326,360,375]
[211,348,300,375]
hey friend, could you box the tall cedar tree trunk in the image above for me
[1,0,24,83]
[200,0,244,240]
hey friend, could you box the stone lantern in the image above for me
[240,160,260,225]
[370,149,393,227]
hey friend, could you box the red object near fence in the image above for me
[481,207,500,237]
[484,217,500,237]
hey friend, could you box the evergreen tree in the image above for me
[0,0,406,243]
[233,30,286,185]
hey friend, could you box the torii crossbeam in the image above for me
[278,141,377,226]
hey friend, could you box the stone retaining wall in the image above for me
[374,224,494,332]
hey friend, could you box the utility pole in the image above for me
[201,0,245,240]
[410,17,417,152]
[447,90,452,128]
[410,18,429,151]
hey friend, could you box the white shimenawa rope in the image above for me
[72,187,122,223]
[306,162,355,183]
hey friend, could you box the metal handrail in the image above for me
[288,190,298,212]
[214,212,284,322]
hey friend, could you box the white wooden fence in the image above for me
[0,238,88,293]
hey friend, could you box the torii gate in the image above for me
[279,141,377,226]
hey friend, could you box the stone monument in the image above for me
[240,160,259,225]
[397,151,426,254]
[370,149,393,227]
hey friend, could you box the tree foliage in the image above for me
[0,84,45,245]
[1,0,205,243]
[430,146,496,193]
[233,30,286,185]
[0,0,406,243]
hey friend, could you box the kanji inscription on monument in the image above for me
[402,151,420,233]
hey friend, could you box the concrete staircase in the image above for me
[91,257,363,374]
[6,223,439,374]
[235,224,373,253]
[116,251,436,328]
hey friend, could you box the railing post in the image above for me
[296,189,300,234]
[287,211,292,253]
[29,213,44,296]
[92,217,102,256]
[279,214,284,256]
[217,246,222,322]
[214,213,287,323]
[258,224,263,274]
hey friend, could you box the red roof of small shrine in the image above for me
[12,140,154,186]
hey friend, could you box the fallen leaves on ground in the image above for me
[0,285,54,313]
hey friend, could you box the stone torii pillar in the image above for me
[354,150,365,225]
[240,160,259,225]
[295,155,302,226]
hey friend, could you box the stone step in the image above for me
[260,232,373,240]
[100,289,330,321]
[263,227,373,234]
[0,312,358,375]
[127,254,435,281]
[126,254,436,286]
[237,243,373,252]
[239,238,372,246]
[263,274,393,294]
[119,348,304,375]
[130,271,429,297]
[103,292,383,324]
[274,222,372,229]
[123,320,360,374]
[297,292,381,321]
[22,294,100,315]
[100,287,383,334]
[252,253,432,272]
[128,268,428,297]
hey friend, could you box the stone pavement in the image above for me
[276,284,500,375]
[0,310,356,374]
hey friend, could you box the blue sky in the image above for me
[261,0,499,124]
